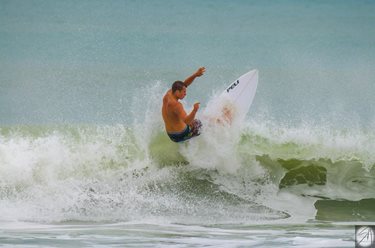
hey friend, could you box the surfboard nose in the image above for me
[245,69,258,77]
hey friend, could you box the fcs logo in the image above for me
[226,80,240,93]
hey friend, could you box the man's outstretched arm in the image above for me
[184,67,206,87]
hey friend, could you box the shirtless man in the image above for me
[162,67,205,142]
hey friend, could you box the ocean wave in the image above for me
[0,124,374,223]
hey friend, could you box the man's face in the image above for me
[176,87,187,99]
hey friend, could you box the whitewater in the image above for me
[1,96,374,246]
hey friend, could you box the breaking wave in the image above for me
[0,121,374,224]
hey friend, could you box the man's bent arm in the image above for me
[184,109,197,125]
[184,67,206,87]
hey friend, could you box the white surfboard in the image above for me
[203,69,258,124]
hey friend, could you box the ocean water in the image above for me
[1,0,375,247]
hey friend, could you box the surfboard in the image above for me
[203,69,258,124]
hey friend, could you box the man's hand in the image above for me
[193,102,200,112]
[184,67,206,87]
[194,67,206,77]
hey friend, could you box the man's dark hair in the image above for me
[172,81,186,93]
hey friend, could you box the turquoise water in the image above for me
[1,0,375,125]
[1,0,375,247]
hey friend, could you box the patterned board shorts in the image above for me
[167,119,202,143]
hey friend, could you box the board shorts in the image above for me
[167,119,202,143]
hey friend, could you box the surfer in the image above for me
[162,67,205,142]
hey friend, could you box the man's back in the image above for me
[162,90,187,133]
